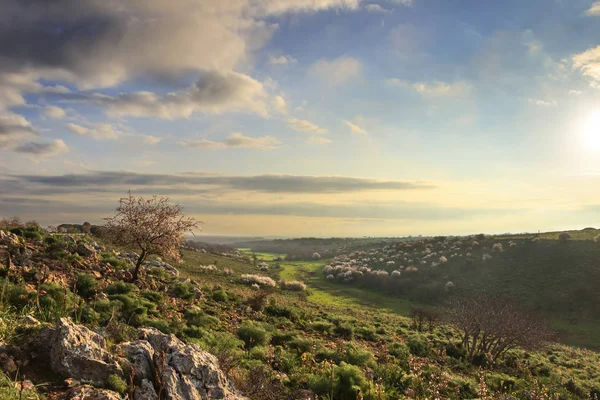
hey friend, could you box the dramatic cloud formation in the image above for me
[287,118,328,134]
[308,57,362,85]
[178,133,282,150]
[5,171,433,194]
[90,71,269,119]
[14,139,69,157]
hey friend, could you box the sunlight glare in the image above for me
[581,111,600,151]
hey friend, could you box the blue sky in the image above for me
[2,0,600,236]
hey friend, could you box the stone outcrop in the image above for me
[48,318,123,386]
[42,319,244,399]
[60,386,122,400]
[76,242,97,258]
[137,328,245,400]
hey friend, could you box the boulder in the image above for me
[134,379,158,400]
[76,243,96,258]
[144,260,179,276]
[13,247,32,267]
[0,230,19,246]
[116,340,155,385]
[49,318,123,386]
[139,328,245,400]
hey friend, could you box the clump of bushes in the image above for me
[75,273,97,298]
[237,323,271,349]
[279,280,307,291]
[240,274,276,288]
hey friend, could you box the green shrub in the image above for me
[9,228,23,237]
[23,231,43,240]
[6,284,32,308]
[106,374,127,394]
[271,331,296,346]
[406,334,431,357]
[212,290,228,302]
[105,281,136,295]
[288,337,314,355]
[333,323,354,340]
[76,273,97,298]
[140,290,162,303]
[389,342,410,365]
[184,326,208,339]
[237,323,271,349]
[344,344,373,367]
[184,309,218,328]
[265,302,297,321]
[170,282,195,300]
[310,321,334,334]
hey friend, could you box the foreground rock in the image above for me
[48,318,123,386]
[137,328,245,400]
[43,319,245,399]
[60,386,122,400]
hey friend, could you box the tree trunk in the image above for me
[132,249,147,282]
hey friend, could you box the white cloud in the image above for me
[365,4,391,12]
[528,98,558,107]
[274,96,287,114]
[140,135,162,145]
[569,90,583,96]
[14,139,69,158]
[306,136,332,144]
[586,1,600,15]
[135,160,156,167]
[42,106,66,119]
[573,45,600,86]
[178,133,282,150]
[343,119,368,135]
[308,57,362,85]
[91,71,269,119]
[268,55,298,65]
[66,123,120,140]
[387,78,470,97]
[286,118,328,134]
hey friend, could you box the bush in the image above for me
[76,273,97,298]
[279,280,307,291]
[344,343,373,366]
[23,231,43,240]
[106,374,127,394]
[237,323,271,349]
[184,309,218,328]
[212,290,228,302]
[105,281,136,295]
[240,274,276,288]
[170,282,195,300]
[310,321,334,334]
[334,323,354,340]
[406,334,431,357]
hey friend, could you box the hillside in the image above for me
[1,224,600,398]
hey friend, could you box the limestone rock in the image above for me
[134,379,158,400]
[49,318,123,386]
[139,328,246,400]
[0,230,19,246]
[116,340,154,385]
[76,243,96,258]
[61,386,122,400]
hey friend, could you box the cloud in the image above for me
[140,135,162,145]
[287,118,328,134]
[274,96,287,114]
[569,90,583,96]
[306,136,332,144]
[586,1,600,15]
[344,120,368,134]
[178,133,282,150]
[528,98,558,107]
[89,71,268,119]
[66,123,120,140]
[268,55,298,65]
[573,45,600,86]
[14,139,69,157]
[42,106,66,119]
[308,57,362,85]
[8,171,434,194]
[135,160,156,167]
[388,79,470,97]
[0,113,39,150]
[365,4,391,12]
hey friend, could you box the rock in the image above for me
[116,340,154,385]
[13,247,32,266]
[91,270,103,279]
[49,318,123,386]
[143,260,179,277]
[0,353,17,374]
[76,243,96,258]
[134,379,158,400]
[63,235,76,243]
[14,379,35,392]
[0,231,19,246]
[60,386,122,400]
[138,328,246,400]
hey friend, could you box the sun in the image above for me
[581,111,600,151]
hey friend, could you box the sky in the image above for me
[2,0,600,237]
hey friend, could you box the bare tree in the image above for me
[446,295,554,362]
[104,192,201,281]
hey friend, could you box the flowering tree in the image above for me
[104,192,201,281]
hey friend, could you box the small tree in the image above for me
[558,232,571,242]
[104,192,201,281]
